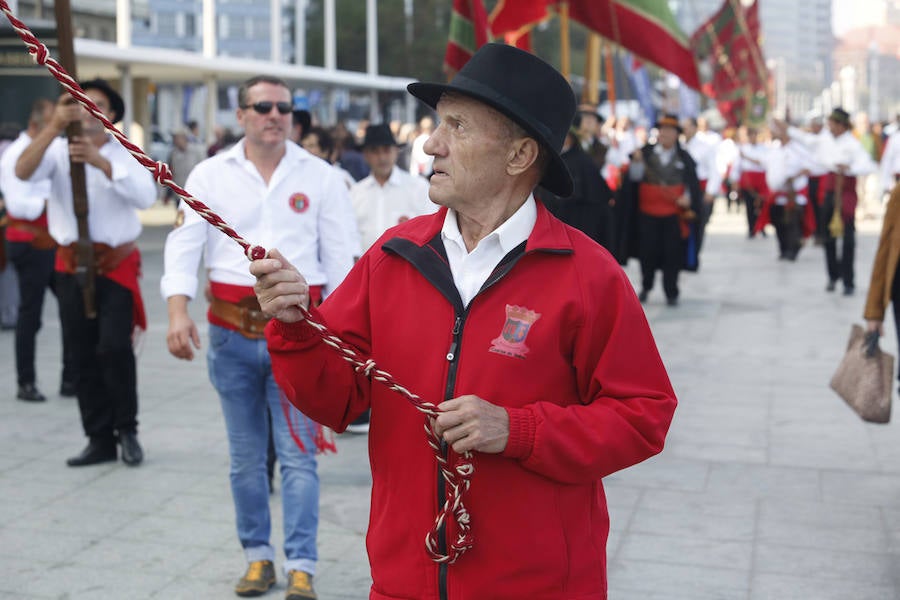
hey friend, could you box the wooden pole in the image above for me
[559,2,570,80]
[583,33,601,105]
[54,0,96,318]
[604,42,617,116]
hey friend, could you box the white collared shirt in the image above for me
[161,140,356,299]
[765,140,816,205]
[441,194,536,307]
[880,132,900,193]
[0,132,51,220]
[19,134,156,245]
[350,166,433,252]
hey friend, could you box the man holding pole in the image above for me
[15,79,157,466]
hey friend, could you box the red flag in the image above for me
[444,0,491,78]
[489,0,553,38]
[690,0,768,126]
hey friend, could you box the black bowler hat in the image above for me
[828,107,851,128]
[407,43,575,197]
[293,109,311,135]
[80,78,125,124]
[361,123,401,149]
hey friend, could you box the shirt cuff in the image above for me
[266,307,325,344]
[501,407,535,460]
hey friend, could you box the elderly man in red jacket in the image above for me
[251,44,677,600]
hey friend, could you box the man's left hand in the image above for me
[433,395,509,455]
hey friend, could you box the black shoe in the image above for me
[638,290,649,303]
[843,286,855,296]
[59,380,77,397]
[118,432,144,466]
[17,383,46,402]
[826,280,837,292]
[66,440,117,467]
[666,297,679,307]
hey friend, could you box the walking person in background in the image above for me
[163,75,355,600]
[251,43,676,600]
[0,98,78,402]
[15,79,156,467]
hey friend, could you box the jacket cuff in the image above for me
[501,407,535,460]
[266,307,325,345]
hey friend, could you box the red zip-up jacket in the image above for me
[267,202,677,600]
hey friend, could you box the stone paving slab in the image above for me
[1,200,899,599]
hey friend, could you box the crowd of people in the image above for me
[2,41,900,599]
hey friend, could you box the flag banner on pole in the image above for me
[690,0,768,127]
[444,0,491,78]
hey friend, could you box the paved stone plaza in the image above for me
[2,201,899,599]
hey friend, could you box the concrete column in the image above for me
[324,0,336,70]
[270,0,281,63]
[116,0,131,49]
[205,76,218,146]
[117,64,133,138]
[202,0,216,58]
[366,0,377,76]
[295,0,307,65]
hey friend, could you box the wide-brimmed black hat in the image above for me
[80,78,125,124]
[828,107,851,128]
[655,113,683,134]
[407,43,575,197]
[361,123,401,149]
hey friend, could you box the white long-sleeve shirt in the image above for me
[0,132,51,220]
[160,140,356,300]
[683,133,720,195]
[350,166,434,252]
[788,126,875,177]
[19,134,156,246]
[765,141,817,205]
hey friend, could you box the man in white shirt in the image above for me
[15,79,157,467]
[351,123,433,253]
[162,75,355,600]
[880,129,900,198]
[789,107,877,294]
[0,98,77,403]
[408,115,434,177]
[681,117,720,229]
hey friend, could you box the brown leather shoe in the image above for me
[285,570,317,599]
[234,560,275,597]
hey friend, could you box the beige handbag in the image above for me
[830,324,894,423]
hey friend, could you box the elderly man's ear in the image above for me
[506,137,541,177]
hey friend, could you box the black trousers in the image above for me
[56,273,138,441]
[741,189,762,236]
[638,213,681,300]
[770,205,802,260]
[822,192,855,289]
[7,242,77,386]
[808,176,825,240]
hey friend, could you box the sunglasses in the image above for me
[241,101,292,115]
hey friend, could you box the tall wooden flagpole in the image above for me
[54,0,96,318]
[559,1,570,80]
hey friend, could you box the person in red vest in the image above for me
[0,98,78,402]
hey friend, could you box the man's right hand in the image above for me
[50,93,81,132]
[250,248,311,323]
[167,296,201,360]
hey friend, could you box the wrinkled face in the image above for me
[237,81,291,148]
[363,145,398,182]
[424,93,519,211]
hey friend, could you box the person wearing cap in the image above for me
[788,107,877,295]
[621,113,703,307]
[251,43,676,599]
[15,78,157,467]
[162,75,356,600]
[0,98,79,403]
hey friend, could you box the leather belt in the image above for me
[209,296,270,339]
[57,241,137,275]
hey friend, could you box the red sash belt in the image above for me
[739,171,768,194]
[5,214,54,248]
[821,172,858,220]
[639,183,690,238]
[208,281,322,338]
[55,243,146,331]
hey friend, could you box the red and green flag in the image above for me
[444,0,491,78]
[690,0,768,126]
[488,0,700,89]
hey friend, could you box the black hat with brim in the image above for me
[407,43,575,197]
[80,78,125,124]
[361,123,402,149]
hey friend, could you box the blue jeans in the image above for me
[207,324,319,575]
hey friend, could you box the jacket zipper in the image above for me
[438,313,464,600]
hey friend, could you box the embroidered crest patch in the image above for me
[289,192,310,213]
[489,305,541,359]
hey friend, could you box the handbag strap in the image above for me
[864,331,880,358]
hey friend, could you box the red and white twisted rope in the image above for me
[0,0,473,564]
